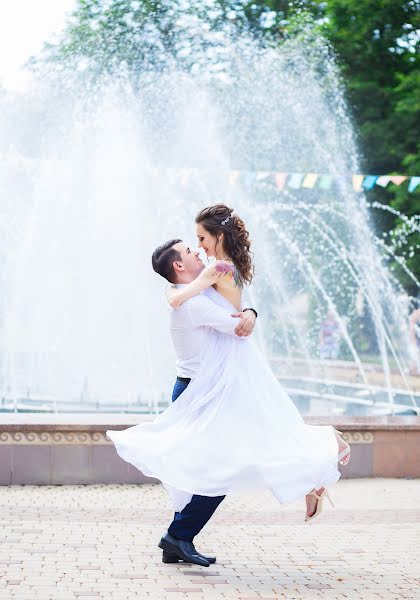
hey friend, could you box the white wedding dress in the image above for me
[107,290,341,512]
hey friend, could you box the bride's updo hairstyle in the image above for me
[195,204,253,285]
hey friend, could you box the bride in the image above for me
[107,204,350,522]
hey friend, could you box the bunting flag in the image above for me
[362,175,378,190]
[389,175,407,186]
[288,173,304,189]
[376,175,391,187]
[149,167,420,193]
[256,171,270,181]
[352,175,364,191]
[302,173,318,188]
[275,172,287,190]
[179,168,193,185]
[228,170,240,186]
[319,175,333,189]
[242,171,256,187]
[408,177,420,193]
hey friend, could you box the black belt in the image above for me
[176,376,191,383]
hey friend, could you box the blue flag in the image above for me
[408,177,420,193]
[362,175,378,190]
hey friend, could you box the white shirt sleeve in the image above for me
[187,295,239,336]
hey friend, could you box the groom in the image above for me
[152,239,257,567]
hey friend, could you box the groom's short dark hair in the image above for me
[152,239,182,283]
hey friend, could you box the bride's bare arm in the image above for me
[166,264,224,308]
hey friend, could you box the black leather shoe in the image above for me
[162,551,181,564]
[162,550,216,564]
[158,533,210,567]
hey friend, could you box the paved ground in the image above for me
[1,478,419,600]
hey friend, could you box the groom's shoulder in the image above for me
[187,289,221,314]
[167,290,205,309]
[170,290,215,313]
[186,289,212,306]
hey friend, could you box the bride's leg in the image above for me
[304,429,348,521]
[305,488,334,521]
[334,429,351,465]
[305,487,324,518]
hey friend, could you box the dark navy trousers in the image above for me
[166,379,225,542]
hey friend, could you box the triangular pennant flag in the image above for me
[375,176,391,187]
[274,173,287,190]
[408,176,420,193]
[352,175,364,191]
[256,171,270,181]
[179,169,192,185]
[319,175,333,189]
[229,170,240,186]
[164,168,177,184]
[288,173,304,189]
[172,169,182,183]
[302,173,318,188]
[363,175,378,190]
[242,171,256,187]
[190,167,199,181]
[389,175,407,186]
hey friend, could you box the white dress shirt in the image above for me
[169,286,242,378]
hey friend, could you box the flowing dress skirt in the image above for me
[107,325,340,512]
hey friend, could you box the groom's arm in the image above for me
[231,308,257,337]
[188,295,256,337]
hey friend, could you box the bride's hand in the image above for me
[213,260,235,276]
[198,263,224,285]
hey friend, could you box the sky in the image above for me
[0,0,76,90]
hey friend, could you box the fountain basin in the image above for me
[0,414,419,484]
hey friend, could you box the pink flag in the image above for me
[275,173,287,190]
[389,175,407,186]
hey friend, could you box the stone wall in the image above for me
[0,414,419,484]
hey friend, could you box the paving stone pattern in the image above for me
[1,478,419,599]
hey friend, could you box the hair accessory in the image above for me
[221,214,233,226]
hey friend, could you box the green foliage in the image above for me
[38,0,420,290]
[37,0,326,76]
[319,1,420,292]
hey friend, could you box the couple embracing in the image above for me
[107,204,350,567]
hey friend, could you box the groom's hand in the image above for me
[232,310,256,337]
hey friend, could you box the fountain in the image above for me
[0,10,418,416]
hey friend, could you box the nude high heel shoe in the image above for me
[335,429,351,465]
[305,488,334,522]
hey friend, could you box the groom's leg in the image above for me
[167,494,225,542]
[168,377,225,542]
[172,377,190,402]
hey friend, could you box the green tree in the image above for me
[37,0,420,288]
[319,1,420,291]
[38,0,325,76]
